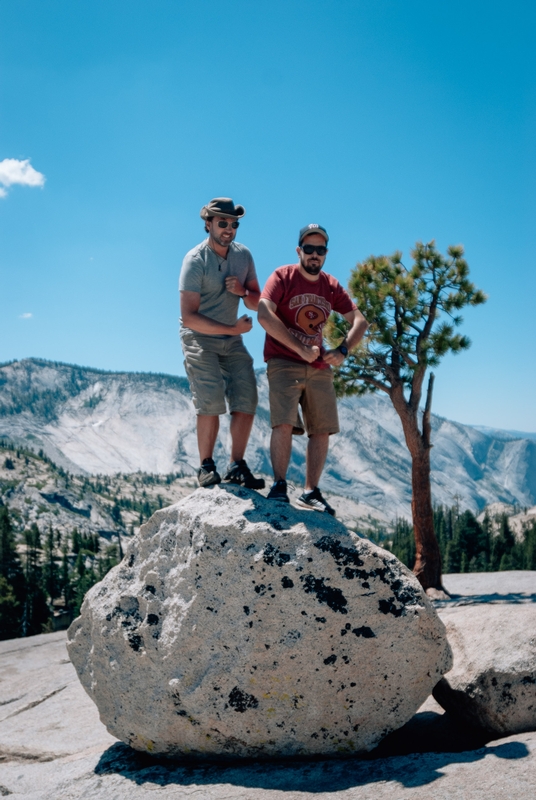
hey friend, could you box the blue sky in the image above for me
[1,0,535,431]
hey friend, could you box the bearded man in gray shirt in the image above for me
[179,197,264,489]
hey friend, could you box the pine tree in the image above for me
[72,551,98,617]
[326,242,486,592]
[0,504,22,584]
[390,518,415,568]
[22,523,49,636]
[0,503,25,639]
[524,522,536,570]
[454,511,488,568]
[445,537,462,573]
[0,575,20,640]
[42,526,60,602]
[111,502,123,527]
[491,515,516,571]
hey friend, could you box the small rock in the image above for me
[67,486,452,759]
[434,604,536,735]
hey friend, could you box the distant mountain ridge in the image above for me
[471,425,536,443]
[1,358,535,518]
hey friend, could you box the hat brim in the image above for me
[200,204,246,220]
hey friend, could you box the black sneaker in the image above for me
[197,458,221,487]
[223,459,265,490]
[267,479,290,503]
[297,487,335,516]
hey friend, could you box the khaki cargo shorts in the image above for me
[267,358,339,436]
[181,330,258,416]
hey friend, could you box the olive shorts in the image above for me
[181,330,258,416]
[267,358,339,436]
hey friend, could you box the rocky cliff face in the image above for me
[1,358,535,517]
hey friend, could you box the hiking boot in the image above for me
[296,487,336,516]
[223,459,265,490]
[267,479,290,503]
[197,458,221,487]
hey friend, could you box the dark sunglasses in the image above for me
[301,244,327,256]
[217,220,240,229]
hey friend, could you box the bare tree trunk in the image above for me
[390,377,447,596]
[411,445,443,592]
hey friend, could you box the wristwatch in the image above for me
[338,343,349,357]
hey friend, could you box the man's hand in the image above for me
[233,314,253,335]
[225,276,245,296]
[300,344,321,363]
[323,348,345,367]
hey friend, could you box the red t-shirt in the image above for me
[260,265,357,369]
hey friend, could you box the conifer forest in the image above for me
[1,439,535,641]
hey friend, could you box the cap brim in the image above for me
[300,231,329,245]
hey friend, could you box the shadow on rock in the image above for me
[367,710,492,757]
[434,593,536,608]
[94,733,529,793]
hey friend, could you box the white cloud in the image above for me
[19,312,33,319]
[0,158,45,197]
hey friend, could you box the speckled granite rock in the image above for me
[434,604,536,735]
[67,485,451,759]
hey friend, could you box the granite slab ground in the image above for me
[1,571,535,799]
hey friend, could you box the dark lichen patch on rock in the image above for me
[315,536,364,568]
[146,614,159,625]
[254,583,272,596]
[324,654,337,665]
[379,597,404,617]
[127,633,143,652]
[228,687,259,713]
[300,574,348,614]
[389,577,422,607]
[352,626,376,638]
[281,576,294,588]
[263,543,291,568]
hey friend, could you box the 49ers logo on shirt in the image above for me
[296,304,327,334]
[288,293,332,346]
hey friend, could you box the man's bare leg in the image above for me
[229,412,255,463]
[197,415,219,463]
[304,433,330,491]
[270,424,294,482]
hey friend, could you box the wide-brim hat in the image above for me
[200,197,246,220]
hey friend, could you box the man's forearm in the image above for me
[258,305,304,356]
[182,311,237,336]
[346,315,369,350]
[243,291,260,312]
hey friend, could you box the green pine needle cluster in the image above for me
[326,240,487,398]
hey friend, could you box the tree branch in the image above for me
[360,375,391,394]
[422,371,435,449]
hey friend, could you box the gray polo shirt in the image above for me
[179,239,256,336]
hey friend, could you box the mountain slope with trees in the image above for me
[1,359,535,520]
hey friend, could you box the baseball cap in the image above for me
[298,223,329,245]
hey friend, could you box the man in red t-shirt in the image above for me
[258,223,368,514]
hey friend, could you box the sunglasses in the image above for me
[301,244,327,256]
[217,220,240,229]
